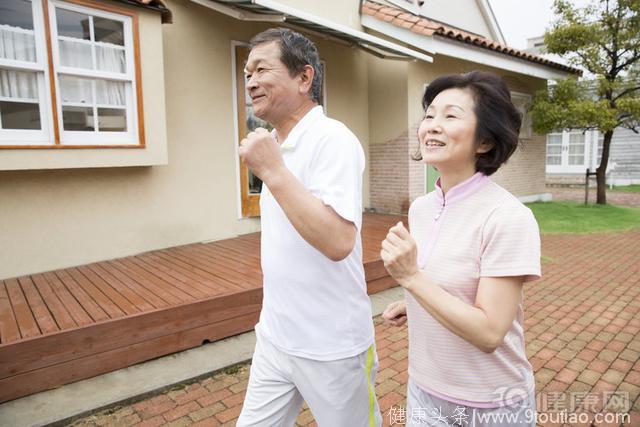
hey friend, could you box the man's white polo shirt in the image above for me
[257,105,374,361]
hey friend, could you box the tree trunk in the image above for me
[596,130,614,205]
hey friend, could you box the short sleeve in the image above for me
[307,125,364,230]
[480,204,541,282]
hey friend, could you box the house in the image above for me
[0,0,579,281]
[525,36,640,186]
[0,0,579,402]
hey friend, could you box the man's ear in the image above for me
[476,141,494,154]
[299,65,314,96]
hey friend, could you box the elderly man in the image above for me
[236,28,381,427]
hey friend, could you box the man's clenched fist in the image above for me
[239,127,286,183]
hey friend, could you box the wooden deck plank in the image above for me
[41,272,93,327]
[156,249,256,290]
[151,251,245,293]
[76,266,140,316]
[99,261,172,308]
[126,256,211,299]
[31,274,78,332]
[64,268,126,320]
[196,242,261,269]
[0,281,20,344]
[110,259,194,305]
[85,264,157,311]
[171,244,262,279]
[177,244,263,277]
[16,277,58,336]
[208,241,261,265]
[4,278,40,340]
[134,253,229,297]
[54,270,110,324]
[212,237,261,260]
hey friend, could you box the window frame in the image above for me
[0,0,145,149]
[0,0,53,145]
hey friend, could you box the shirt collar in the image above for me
[275,105,324,151]
[434,172,489,205]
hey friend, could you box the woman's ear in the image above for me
[476,141,494,154]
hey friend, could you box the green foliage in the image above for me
[531,0,640,135]
[527,201,640,233]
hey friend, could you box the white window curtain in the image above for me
[0,24,38,101]
[0,68,38,100]
[59,75,124,106]
[0,24,37,63]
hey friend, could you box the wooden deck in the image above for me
[0,213,404,403]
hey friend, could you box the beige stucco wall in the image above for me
[272,0,363,30]
[0,0,372,279]
[418,0,493,38]
[0,1,168,170]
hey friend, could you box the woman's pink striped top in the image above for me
[406,172,541,407]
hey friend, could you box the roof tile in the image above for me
[361,0,580,74]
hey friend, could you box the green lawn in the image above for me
[612,184,640,193]
[526,201,640,234]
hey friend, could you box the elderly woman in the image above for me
[381,71,541,426]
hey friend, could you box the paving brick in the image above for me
[601,369,626,386]
[133,415,165,427]
[189,403,226,422]
[221,392,246,409]
[174,385,210,406]
[545,357,567,372]
[577,369,601,386]
[625,370,640,387]
[566,358,589,373]
[215,405,243,424]
[588,359,611,374]
[619,349,639,363]
[197,388,233,408]
[163,401,200,422]
[556,368,580,384]
[598,349,619,363]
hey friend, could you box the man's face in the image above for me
[244,41,302,123]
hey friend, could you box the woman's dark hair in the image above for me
[416,71,521,176]
[249,28,323,104]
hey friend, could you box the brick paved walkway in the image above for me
[548,186,640,209]
[69,230,640,427]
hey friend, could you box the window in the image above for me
[546,133,562,165]
[0,0,143,148]
[567,132,585,165]
[596,133,603,164]
[0,0,51,144]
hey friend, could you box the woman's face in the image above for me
[417,88,489,174]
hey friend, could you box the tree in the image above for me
[530,0,640,204]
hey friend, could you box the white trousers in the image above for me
[237,330,382,427]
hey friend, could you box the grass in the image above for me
[526,201,640,234]
[612,184,640,193]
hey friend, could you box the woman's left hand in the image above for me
[380,221,420,285]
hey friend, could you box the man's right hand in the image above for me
[382,300,407,326]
